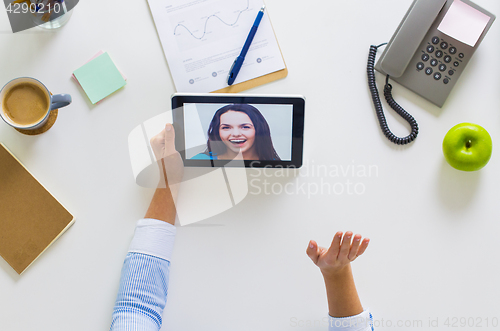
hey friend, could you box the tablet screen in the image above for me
[172,94,304,168]
[184,103,293,161]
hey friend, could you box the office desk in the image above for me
[0,0,499,330]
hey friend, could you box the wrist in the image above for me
[321,263,352,281]
[321,264,363,318]
[157,160,167,186]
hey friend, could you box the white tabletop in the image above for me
[1,0,500,330]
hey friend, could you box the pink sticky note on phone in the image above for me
[437,0,491,47]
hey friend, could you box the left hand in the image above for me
[306,231,370,278]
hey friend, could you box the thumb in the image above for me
[164,123,177,156]
[306,240,320,265]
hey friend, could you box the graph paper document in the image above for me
[147,0,286,92]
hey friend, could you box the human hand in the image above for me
[306,231,370,278]
[149,123,184,189]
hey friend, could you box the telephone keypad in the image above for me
[419,36,465,86]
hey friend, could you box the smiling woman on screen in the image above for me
[192,104,281,161]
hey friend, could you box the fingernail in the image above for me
[355,238,360,241]
[166,124,172,131]
[309,242,314,249]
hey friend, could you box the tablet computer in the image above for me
[172,93,305,168]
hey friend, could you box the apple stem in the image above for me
[466,140,472,149]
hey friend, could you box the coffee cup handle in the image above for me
[50,94,72,110]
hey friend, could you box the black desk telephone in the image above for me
[367,0,495,145]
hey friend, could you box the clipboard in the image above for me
[213,66,288,93]
[147,0,287,94]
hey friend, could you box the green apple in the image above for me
[442,123,492,171]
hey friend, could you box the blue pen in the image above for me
[227,5,265,85]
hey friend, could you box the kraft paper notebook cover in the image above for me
[0,143,74,275]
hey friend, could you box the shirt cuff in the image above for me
[328,310,373,331]
[128,218,176,262]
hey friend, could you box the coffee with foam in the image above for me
[2,82,50,126]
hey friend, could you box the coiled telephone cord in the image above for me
[367,44,419,145]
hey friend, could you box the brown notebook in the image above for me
[0,143,74,274]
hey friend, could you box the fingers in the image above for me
[164,123,177,156]
[310,232,370,274]
[326,231,343,259]
[356,238,370,257]
[338,231,353,259]
[150,123,177,160]
[348,234,362,260]
[333,232,371,262]
[150,130,165,160]
[306,240,320,265]
[348,235,370,260]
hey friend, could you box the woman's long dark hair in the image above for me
[205,104,281,160]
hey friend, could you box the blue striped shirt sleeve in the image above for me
[110,219,176,331]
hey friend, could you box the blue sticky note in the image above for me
[73,52,126,104]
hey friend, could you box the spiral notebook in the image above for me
[0,143,75,275]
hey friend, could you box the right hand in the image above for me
[150,123,184,188]
[306,231,370,278]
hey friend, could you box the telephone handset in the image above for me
[368,0,495,145]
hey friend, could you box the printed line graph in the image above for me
[173,0,250,40]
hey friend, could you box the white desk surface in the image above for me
[1,0,500,330]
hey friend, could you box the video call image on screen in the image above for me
[183,103,293,161]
